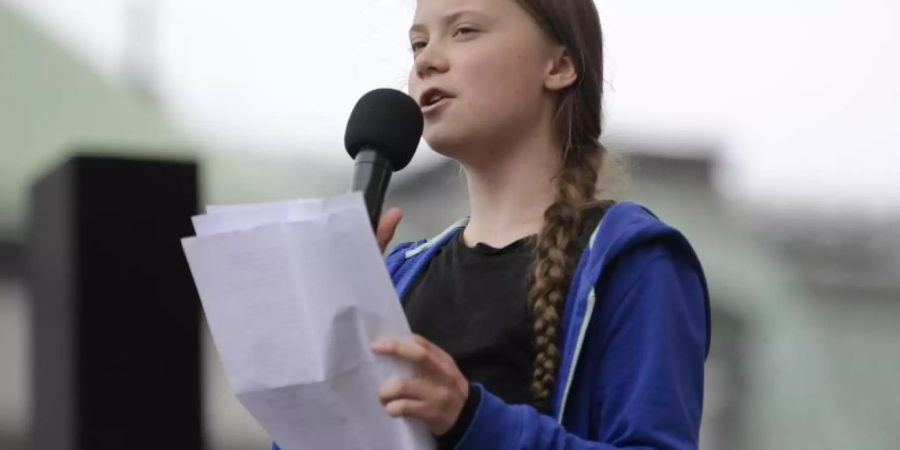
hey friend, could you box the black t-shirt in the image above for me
[401,203,612,446]
[403,226,539,406]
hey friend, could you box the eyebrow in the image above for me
[409,10,490,36]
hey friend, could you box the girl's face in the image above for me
[408,0,561,163]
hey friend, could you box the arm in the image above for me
[454,243,708,449]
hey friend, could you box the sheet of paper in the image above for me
[182,193,435,450]
[193,192,360,236]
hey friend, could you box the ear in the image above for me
[544,46,578,92]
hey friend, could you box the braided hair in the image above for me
[514,0,609,403]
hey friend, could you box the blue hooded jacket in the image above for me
[274,201,710,449]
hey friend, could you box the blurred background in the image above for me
[1,0,898,448]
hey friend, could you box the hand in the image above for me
[371,334,469,435]
[377,207,403,254]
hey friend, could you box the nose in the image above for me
[413,40,449,80]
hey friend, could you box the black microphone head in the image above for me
[344,88,423,171]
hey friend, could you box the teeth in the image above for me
[428,93,444,106]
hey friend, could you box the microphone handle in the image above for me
[350,148,393,231]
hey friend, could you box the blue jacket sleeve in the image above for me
[452,242,708,449]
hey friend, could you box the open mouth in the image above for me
[420,88,455,113]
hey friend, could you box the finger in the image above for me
[412,334,445,358]
[371,338,427,364]
[384,398,431,420]
[377,376,433,405]
[376,207,403,253]
[371,338,444,376]
[412,334,455,368]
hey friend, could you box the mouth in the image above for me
[419,88,455,115]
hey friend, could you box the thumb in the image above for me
[376,207,403,254]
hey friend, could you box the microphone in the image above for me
[344,88,424,231]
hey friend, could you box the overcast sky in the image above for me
[11,0,900,213]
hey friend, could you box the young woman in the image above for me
[278,0,710,448]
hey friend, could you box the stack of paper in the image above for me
[181,192,435,450]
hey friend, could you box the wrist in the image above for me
[436,383,481,448]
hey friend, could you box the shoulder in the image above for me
[384,218,469,277]
[385,240,423,264]
[582,201,711,354]
[582,201,704,276]
[384,240,425,281]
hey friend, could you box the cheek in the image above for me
[453,54,543,137]
[408,70,421,102]
[466,47,542,111]
[419,40,549,154]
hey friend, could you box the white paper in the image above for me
[193,193,361,236]
[181,192,435,450]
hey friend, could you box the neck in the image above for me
[460,127,562,248]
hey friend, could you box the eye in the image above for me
[410,41,427,54]
[453,26,478,37]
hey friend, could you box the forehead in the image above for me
[411,0,513,28]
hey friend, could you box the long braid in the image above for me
[529,144,603,402]
[512,0,610,405]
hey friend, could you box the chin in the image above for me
[424,117,498,161]
[423,125,469,159]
